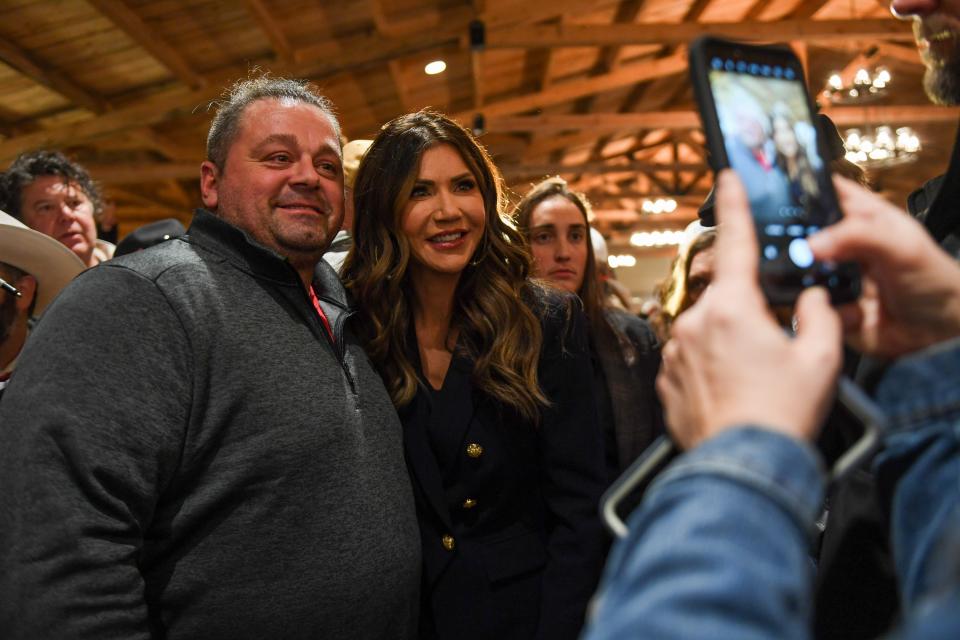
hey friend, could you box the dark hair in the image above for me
[342,109,547,421]
[515,177,634,362]
[0,261,37,317]
[0,150,103,221]
[206,75,341,170]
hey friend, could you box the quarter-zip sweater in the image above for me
[0,209,421,639]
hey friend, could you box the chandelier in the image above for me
[823,67,891,105]
[843,126,921,168]
[640,198,677,214]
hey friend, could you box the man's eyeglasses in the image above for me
[0,277,21,298]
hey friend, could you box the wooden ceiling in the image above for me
[1,0,956,256]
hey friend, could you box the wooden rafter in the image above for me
[501,159,706,178]
[487,18,912,48]
[455,50,687,121]
[243,0,294,61]
[487,105,960,132]
[87,0,207,88]
[0,39,106,113]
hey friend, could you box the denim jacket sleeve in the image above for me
[873,338,960,637]
[583,427,825,640]
[583,339,960,640]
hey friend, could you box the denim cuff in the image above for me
[653,428,826,536]
[875,337,960,436]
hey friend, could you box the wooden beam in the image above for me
[243,0,294,61]
[127,128,200,162]
[87,0,207,88]
[487,18,913,48]
[455,50,688,121]
[86,162,199,184]
[875,42,922,65]
[490,112,702,132]
[488,106,960,132]
[0,38,106,112]
[0,26,463,162]
[501,160,707,178]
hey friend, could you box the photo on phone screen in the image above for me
[691,39,860,306]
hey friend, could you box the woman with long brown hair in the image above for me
[342,111,605,640]
[515,178,662,484]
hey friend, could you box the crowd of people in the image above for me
[0,0,959,638]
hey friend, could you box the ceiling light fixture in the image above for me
[608,254,637,268]
[424,60,447,75]
[844,125,921,168]
[629,229,686,248]
[641,198,678,214]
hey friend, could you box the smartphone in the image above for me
[689,37,861,306]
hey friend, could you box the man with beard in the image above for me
[0,151,115,267]
[813,2,960,636]
[0,77,421,639]
[0,210,84,395]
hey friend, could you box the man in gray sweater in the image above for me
[0,77,421,639]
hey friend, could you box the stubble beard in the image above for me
[924,58,960,105]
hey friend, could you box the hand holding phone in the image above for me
[689,37,861,306]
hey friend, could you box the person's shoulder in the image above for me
[605,307,659,350]
[523,280,582,323]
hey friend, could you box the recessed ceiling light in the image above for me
[424,60,447,75]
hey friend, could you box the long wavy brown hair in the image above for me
[342,110,547,422]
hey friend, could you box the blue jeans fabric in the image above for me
[583,339,960,640]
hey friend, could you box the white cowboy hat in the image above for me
[0,209,85,316]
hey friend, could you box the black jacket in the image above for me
[399,289,606,640]
[592,308,663,475]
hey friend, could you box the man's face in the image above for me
[200,98,345,272]
[736,110,767,149]
[20,177,98,267]
[892,0,960,104]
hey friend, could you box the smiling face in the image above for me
[527,195,589,294]
[399,143,486,282]
[20,176,98,267]
[892,0,960,103]
[772,116,799,159]
[200,98,344,280]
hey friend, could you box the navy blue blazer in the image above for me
[399,289,606,640]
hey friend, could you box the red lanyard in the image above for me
[308,286,335,343]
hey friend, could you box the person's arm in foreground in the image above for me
[811,179,960,637]
[583,170,842,640]
[583,172,960,640]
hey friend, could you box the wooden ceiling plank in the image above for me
[128,127,200,163]
[86,162,198,184]
[490,112,702,132]
[480,0,614,30]
[744,0,779,20]
[501,159,706,178]
[487,18,913,48]
[0,39,106,113]
[0,26,465,162]
[243,0,294,61]
[488,105,960,132]
[87,0,207,88]
[455,50,688,121]
[790,0,831,19]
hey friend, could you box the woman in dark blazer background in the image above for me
[516,177,663,486]
[342,110,606,640]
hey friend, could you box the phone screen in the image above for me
[701,44,859,305]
